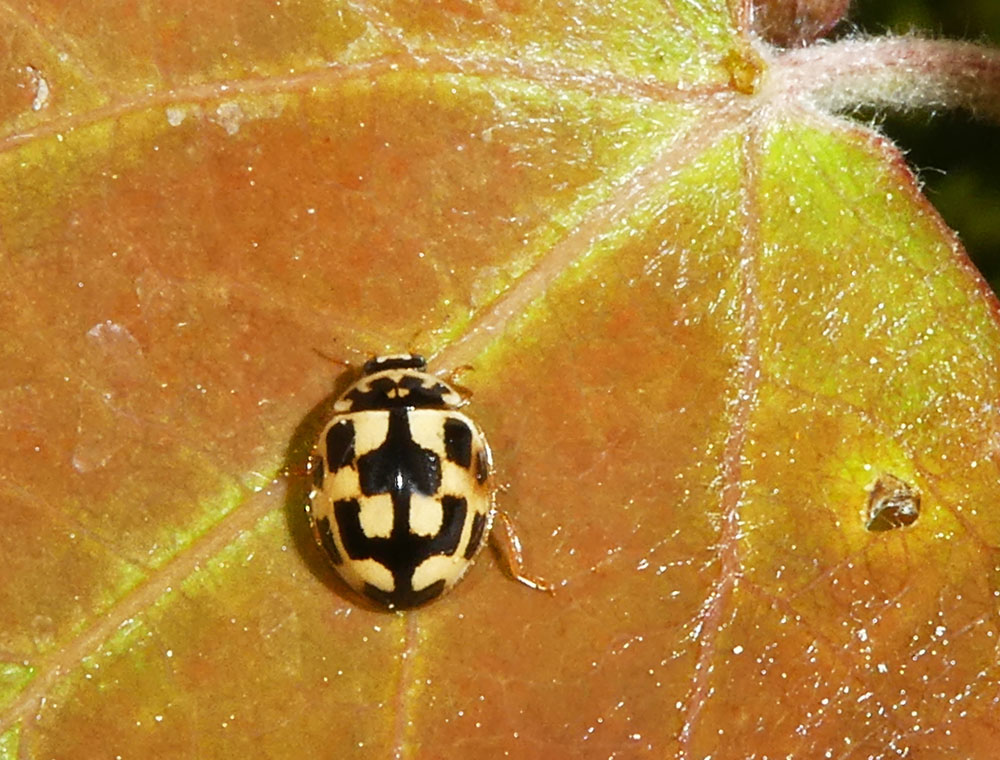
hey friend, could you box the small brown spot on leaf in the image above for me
[865,473,920,532]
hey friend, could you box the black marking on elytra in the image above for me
[432,495,467,555]
[330,410,471,609]
[316,515,344,565]
[358,409,441,497]
[444,418,473,468]
[363,578,447,610]
[311,456,326,490]
[474,448,490,485]
[333,499,369,558]
[325,420,355,471]
[464,510,487,560]
[342,375,455,411]
[363,355,426,375]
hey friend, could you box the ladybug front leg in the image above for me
[490,509,554,593]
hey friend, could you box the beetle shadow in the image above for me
[282,362,393,614]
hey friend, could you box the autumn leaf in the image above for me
[2,1,1000,758]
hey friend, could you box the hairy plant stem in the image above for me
[766,37,1000,122]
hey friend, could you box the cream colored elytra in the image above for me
[306,354,551,610]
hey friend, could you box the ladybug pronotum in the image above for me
[306,354,550,610]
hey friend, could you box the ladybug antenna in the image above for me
[312,348,353,368]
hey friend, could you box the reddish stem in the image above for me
[767,37,1000,121]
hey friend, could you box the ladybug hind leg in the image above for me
[490,508,554,593]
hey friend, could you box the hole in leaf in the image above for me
[865,473,920,532]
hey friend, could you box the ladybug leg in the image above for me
[490,509,554,594]
[435,363,475,401]
[283,453,322,484]
[444,363,475,382]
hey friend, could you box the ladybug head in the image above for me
[336,354,463,412]
[362,354,427,375]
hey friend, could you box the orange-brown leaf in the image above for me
[1,2,999,758]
